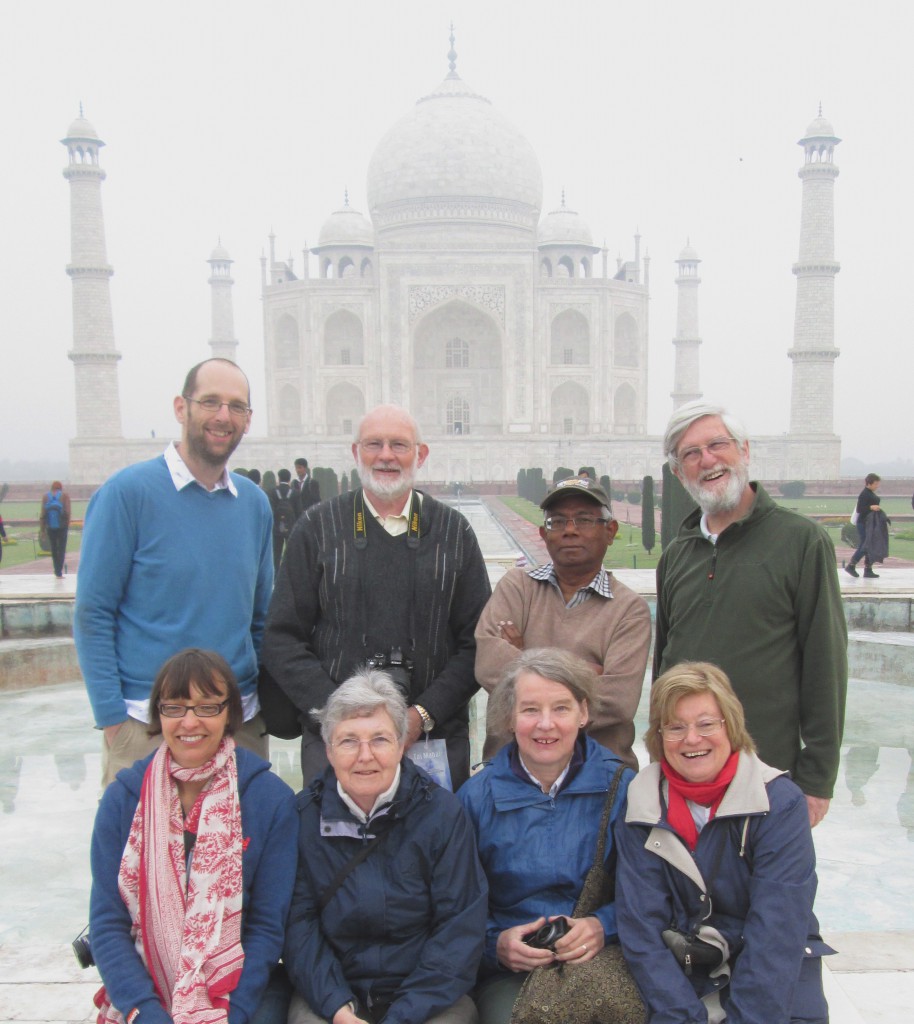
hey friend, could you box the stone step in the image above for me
[847,630,914,687]
[0,637,82,691]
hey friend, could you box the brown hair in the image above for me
[645,661,755,762]
[148,648,243,736]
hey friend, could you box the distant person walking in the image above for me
[40,480,71,578]
[291,457,320,517]
[0,514,7,565]
[270,467,296,569]
[846,473,882,579]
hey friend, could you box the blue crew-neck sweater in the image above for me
[75,455,274,727]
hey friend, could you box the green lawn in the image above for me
[771,495,912,517]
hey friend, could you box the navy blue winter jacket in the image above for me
[615,752,832,1024]
[89,746,297,1024]
[284,758,487,1024]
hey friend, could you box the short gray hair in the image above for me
[354,404,423,445]
[663,400,748,467]
[312,669,410,745]
[487,647,600,737]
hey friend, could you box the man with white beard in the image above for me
[653,400,847,827]
[262,405,490,788]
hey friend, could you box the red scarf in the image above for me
[94,737,244,1024]
[661,751,739,850]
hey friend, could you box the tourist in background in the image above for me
[40,479,71,578]
[846,472,882,579]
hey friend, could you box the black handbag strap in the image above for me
[572,762,626,917]
[319,830,389,912]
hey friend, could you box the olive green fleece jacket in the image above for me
[654,482,847,799]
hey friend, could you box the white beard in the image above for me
[356,452,418,501]
[682,458,750,516]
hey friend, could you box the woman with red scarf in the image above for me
[615,662,832,1024]
[89,649,297,1024]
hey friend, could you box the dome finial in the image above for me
[561,188,566,209]
[344,187,349,208]
[447,23,458,77]
[79,100,84,118]
[818,100,823,117]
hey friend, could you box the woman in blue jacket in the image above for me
[457,648,633,1024]
[615,661,831,1024]
[284,670,487,1024]
[90,649,297,1024]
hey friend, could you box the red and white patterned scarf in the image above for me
[94,737,244,1024]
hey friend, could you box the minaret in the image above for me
[788,108,840,435]
[62,110,122,438]
[671,241,702,409]
[207,241,238,362]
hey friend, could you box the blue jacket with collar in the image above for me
[283,758,487,1024]
[89,746,297,1024]
[457,735,633,974]
[615,751,831,1024]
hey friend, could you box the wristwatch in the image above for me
[414,704,435,733]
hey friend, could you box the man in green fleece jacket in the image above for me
[654,400,847,827]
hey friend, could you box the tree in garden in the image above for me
[641,475,656,554]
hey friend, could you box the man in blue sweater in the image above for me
[75,358,274,786]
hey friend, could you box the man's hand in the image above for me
[806,795,830,828]
[103,722,125,746]
[498,620,524,651]
[404,706,424,748]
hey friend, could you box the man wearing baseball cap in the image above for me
[475,477,651,767]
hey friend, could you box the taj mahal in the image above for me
[61,42,843,485]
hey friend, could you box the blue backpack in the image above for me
[44,491,65,530]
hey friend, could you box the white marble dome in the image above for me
[677,241,700,262]
[209,241,232,262]
[64,116,101,142]
[318,203,374,248]
[538,202,594,247]
[366,72,543,231]
[803,113,836,139]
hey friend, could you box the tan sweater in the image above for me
[475,567,652,768]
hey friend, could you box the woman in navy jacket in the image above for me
[457,648,633,1024]
[284,670,487,1024]
[89,648,297,1024]
[615,661,831,1024]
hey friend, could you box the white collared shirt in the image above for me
[337,765,402,823]
[362,490,422,537]
[164,441,237,496]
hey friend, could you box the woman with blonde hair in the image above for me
[615,661,831,1023]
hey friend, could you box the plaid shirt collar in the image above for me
[526,562,614,607]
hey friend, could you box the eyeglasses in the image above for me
[543,514,607,532]
[358,439,417,456]
[158,700,229,718]
[675,437,737,466]
[330,735,398,755]
[184,396,252,417]
[661,718,726,741]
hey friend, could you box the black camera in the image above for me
[661,927,724,975]
[523,916,570,952]
[366,647,413,701]
[72,925,95,969]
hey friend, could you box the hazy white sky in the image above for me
[3,0,911,467]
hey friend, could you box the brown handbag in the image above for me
[510,764,646,1024]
